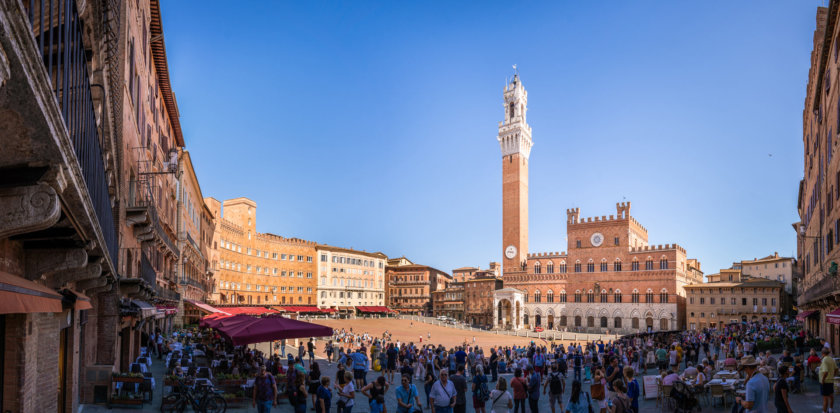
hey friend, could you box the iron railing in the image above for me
[800,273,837,305]
[155,284,180,301]
[24,0,117,265]
[140,253,156,287]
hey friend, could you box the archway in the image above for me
[659,318,668,331]
[646,317,653,330]
[547,315,554,329]
[535,315,541,327]
[497,299,512,329]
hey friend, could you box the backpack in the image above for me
[549,373,564,394]
[476,380,490,402]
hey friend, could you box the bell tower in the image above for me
[498,70,532,274]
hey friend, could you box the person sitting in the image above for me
[681,362,698,379]
[170,362,185,378]
[662,370,680,386]
[723,353,737,371]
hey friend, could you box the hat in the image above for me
[737,356,758,370]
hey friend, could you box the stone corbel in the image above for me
[119,282,141,296]
[47,261,102,289]
[77,276,107,291]
[0,183,61,239]
[25,248,87,281]
[86,279,114,296]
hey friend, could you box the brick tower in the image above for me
[498,72,532,274]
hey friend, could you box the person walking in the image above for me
[361,376,389,413]
[564,380,593,413]
[430,370,457,413]
[820,347,837,413]
[425,362,437,409]
[292,374,309,413]
[397,373,423,413]
[774,366,792,413]
[252,365,278,413]
[544,363,565,413]
[308,338,317,366]
[315,376,332,413]
[489,378,514,413]
[452,365,469,413]
[622,367,639,413]
[336,371,356,413]
[472,365,490,413]
[527,366,540,413]
[309,362,322,411]
[734,356,770,413]
[510,368,528,413]
[607,380,631,413]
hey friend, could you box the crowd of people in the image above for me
[151,318,837,413]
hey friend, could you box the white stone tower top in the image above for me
[497,72,533,159]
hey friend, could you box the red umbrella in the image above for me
[204,314,255,330]
[217,315,333,346]
[199,312,230,328]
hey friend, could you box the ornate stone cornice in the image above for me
[0,183,60,239]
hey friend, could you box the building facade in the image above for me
[796,0,840,354]
[206,198,317,307]
[432,283,465,320]
[316,245,387,311]
[685,277,784,330]
[740,253,795,294]
[386,260,451,315]
[492,74,702,334]
[465,276,504,327]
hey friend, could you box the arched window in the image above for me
[660,289,669,303]
[632,289,640,303]
[524,292,529,303]
[660,258,668,269]
[546,290,554,303]
[559,290,567,303]
[574,316,581,327]
[524,314,529,325]
[574,261,581,273]
[614,290,622,303]
[600,289,608,303]
[574,290,581,303]
[645,258,654,270]
[614,317,622,328]
[534,262,541,274]
[587,316,595,327]
[600,259,608,272]
[509,102,515,119]
[645,289,654,303]
[560,315,567,326]
[631,259,639,271]
[559,261,567,273]
[600,317,608,328]
[631,317,639,329]
[586,290,595,303]
[534,290,542,303]
[614,259,622,272]
[587,259,594,272]
[546,261,554,274]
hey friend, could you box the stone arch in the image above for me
[630,309,641,318]
[612,309,624,318]
[534,307,542,316]
[573,308,583,317]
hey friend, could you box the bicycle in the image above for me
[161,378,227,413]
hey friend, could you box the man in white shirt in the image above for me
[430,370,456,413]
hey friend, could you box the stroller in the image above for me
[670,381,700,413]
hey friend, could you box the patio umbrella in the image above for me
[204,314,255,330]
[217,315,333,346]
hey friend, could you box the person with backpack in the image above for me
[543,363,565,413]
[564,380,592,413]
[397,373,422,413]
[472,365,490,413]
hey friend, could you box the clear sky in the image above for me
[161,1,818,276]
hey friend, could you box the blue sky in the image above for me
[162,1,818,276]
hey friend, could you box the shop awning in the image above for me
[220,306,279,316]
[796,310,818,320]
[62,289,93,311]
[827,309,840,325]
[216,315,333,345]
[155,305,177,316]
[356,306,395,313]
[337,306,354,311]
[184,299,229,315]
[321,308,336,313]
[131,300,156,319]
[0,270,63,314]
[277,306,322,313]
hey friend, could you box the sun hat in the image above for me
[737,355,758,370]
